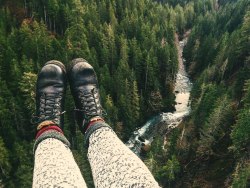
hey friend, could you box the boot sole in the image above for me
[45,60,66,73]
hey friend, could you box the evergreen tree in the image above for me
[130,81,140,124]
[65,24,90,60]
[0,137,10,182]
[105,94,118,128]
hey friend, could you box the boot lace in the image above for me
[75,88,106,118]
[31,93,65,124]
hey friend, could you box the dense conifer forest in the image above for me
[0,0,249,187]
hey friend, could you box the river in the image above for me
[126,35,192,156]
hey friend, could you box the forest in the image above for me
[0,0,249,187]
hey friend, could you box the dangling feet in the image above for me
[32,58,109,149]
[32,60,67,142]
[68,58,107,135]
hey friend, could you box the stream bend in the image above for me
[126,37,192,156]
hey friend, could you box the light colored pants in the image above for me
[33,127,160,188]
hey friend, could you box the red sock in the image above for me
[85,117,105,132]
[36,125,63,139]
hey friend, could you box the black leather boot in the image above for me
[32,60,67,129]
[68,58,105,133]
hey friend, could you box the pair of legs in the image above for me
[32,58,159,187]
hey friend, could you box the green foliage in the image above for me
[160,155,180,181]
[72,131,94,188]
[104,94,118,128]
[224,9,250,79]
[144,152,158,174]
[192,83,225,127]
[144,136,166,178]
[19,72,37,113]
[172,0,250,186]
[0,0,182,186]
[0,137,10,181]
[144,133,181,186]
[231,80,250,154]
[175,5,186,35]
[232,161,250,188]
[231,108,250,153]
[1,0,248,187]
[12,142,33,188]
[197,95,233,156]
[65,24,90,60]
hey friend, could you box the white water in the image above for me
[126,38,192,156]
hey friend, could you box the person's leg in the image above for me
[68,58,160,188]
[32,61,87,188]
[33,131,87,188]
[87,125,160,188]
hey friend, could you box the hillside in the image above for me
[149,0,250,187]
[0,0,249,187]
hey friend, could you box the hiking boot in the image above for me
[68,58,105,133]
[32,60,67,129]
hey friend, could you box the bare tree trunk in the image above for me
[44,6,47,24]
[54,19,56,33]
[49,17,52,31]
[36,37,39,64]
[24,0,27,16]
[145,59,148,91]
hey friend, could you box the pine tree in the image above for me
[65,24,90,60]
[105,94,118,128]
[47,0,59,31]
[231,80,250,154]
[175,5,186,35]
[0,137,11,182]
[108,2,118,30]
[19,72,37,113]
[130,81,140,123]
